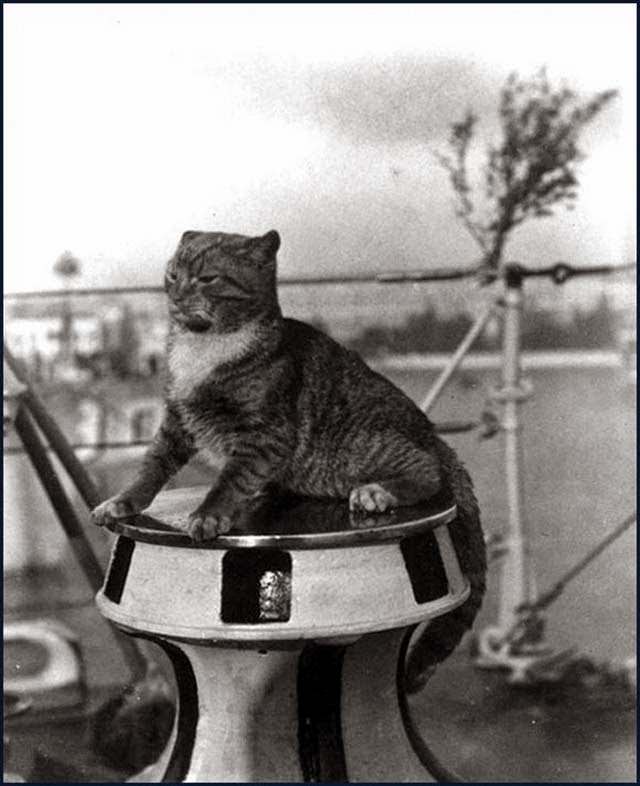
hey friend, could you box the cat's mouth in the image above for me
[174,313,212,332]
[184,317,212,333]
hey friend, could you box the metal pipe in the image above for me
[3,266,481,301]
[4,440,150,455]
[11,403,148,681]
[11,405,105,587]
[3,261,632,301]
[420,300,500,414]
[2,419,480,456]
[496,270,535,633]
[522,511,636,613]
[4,345,102,510]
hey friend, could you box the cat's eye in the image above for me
[198,274,220,284]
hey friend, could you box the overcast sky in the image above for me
[4,3,636,294]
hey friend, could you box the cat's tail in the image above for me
[404,439,487,691]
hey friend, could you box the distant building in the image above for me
[135,312,167,375]
[5,313,105,382]
[5,317,63,360]
[72,315,103,355]
[94,393,163,444]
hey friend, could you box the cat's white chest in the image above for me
[168,325,257,399]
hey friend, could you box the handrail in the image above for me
[3,419,477,456]
[503,261,635,284]
[2,267,480,300]
[4,346,102,510]
[3,261,634,301]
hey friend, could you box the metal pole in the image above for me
[4,345,102,509]
[13,405,108,594]
[11,404,149,681]
[494,268,535,634]
[420,300,500,414]
[522,511,636,614]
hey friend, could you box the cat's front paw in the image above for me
[349,483,398,515]
[187,508,235,541]
[92,496,143,527]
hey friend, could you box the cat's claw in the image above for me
[91,497,141,527]
[187,510,234,541]
[349,483,398,515]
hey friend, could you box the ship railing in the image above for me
[3,259,636,667]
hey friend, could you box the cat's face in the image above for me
[165,230,280,333]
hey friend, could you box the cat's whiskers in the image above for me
[167,322,259,399]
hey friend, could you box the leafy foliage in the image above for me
[435,69,617,278]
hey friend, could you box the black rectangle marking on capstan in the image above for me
[103,536,135,604]
[297,644,348,782]
[221,548,292,623]
[400,530,449,604]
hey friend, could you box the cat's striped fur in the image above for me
[92,229,486,673]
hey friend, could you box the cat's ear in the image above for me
[180,230,200,245]
[251,230,280,259]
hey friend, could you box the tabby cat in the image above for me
[92,229,486,674]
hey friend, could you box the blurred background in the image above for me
[3,3,636,782]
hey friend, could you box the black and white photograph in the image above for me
[3,3,636,782]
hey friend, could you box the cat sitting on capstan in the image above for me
[92,230,486,671]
